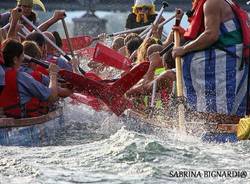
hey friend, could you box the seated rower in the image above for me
[26,31,79,74]
[111,36,125,51]
[21,40,51,87]
[0,39,62,118]
[141,44,164,82]
[126,50,175,102]
[172,0,249,117]
[136,37,159,63]
[22,40,72,97]
[118,33,141,57]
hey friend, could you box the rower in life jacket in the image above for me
[0,39,56,119]
[125,0,157,31]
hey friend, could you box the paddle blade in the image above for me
[59,70,131,116]
[237,117,250,140]
[93,43,132,71]
[62,35,92,52]
[70,93,103,111]
[110,62,150,95]
[85,71,103,81]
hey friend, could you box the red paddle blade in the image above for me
[76,47,95,60]
[70,93,103,111]
[62,35,93,52]
[93,43,132,71]
[59,70,127,115]
[110,62,150,95]
[59,62,148,116]
[85,71,103,81]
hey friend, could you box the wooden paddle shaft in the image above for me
[140,15,175,39]
[174,31,183,97]
[140,15,176,39]
[110,25,150,37]
[145,2,168,39]
[21,15,68,59]
[61,18,75,58]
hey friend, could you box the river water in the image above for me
[0,10,250,184]
[0,103,249,184]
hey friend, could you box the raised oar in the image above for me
[17,32,26,39]
[141,15,176,39]
[21,15,72,61]
[61,26,157,53]
[21,25,31,35]
[21,15,86,75]
[145,1,168,39]
[139,2,168,38]
[61,16,75,58]
[173,11,186,132]
[24,54,66,83]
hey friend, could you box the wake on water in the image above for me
[1,102,249,184]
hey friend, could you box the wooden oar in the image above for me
[61,17,75,58]
[145,1,168,39]
[173,11,186,132]
[61,25,158,52]
[21,15,72,61]
[21,15,87,75]
[140,15,176,39]
[139,2,168,38]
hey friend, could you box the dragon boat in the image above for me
[0,107,64,146]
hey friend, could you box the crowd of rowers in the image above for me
[0,0,249,120]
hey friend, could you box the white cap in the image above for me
[134,0,154,7]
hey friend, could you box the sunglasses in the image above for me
[137,6,151,11]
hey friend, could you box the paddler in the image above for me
[125,0,163,36]
[0,0,46,29]
[171,0,250,117]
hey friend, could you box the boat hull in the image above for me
[0,108,64,146]
[122,110,240,143]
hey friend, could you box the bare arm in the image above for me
[7,8,21,39]
[47,64,59,102]
[183,0,220,52]
[38,10,65,32]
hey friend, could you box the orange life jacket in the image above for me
[0,68,49,118]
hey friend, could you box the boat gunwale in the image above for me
[0,107,63,128]
[125,109,238,134]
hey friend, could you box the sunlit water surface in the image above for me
[0,103,249,184]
